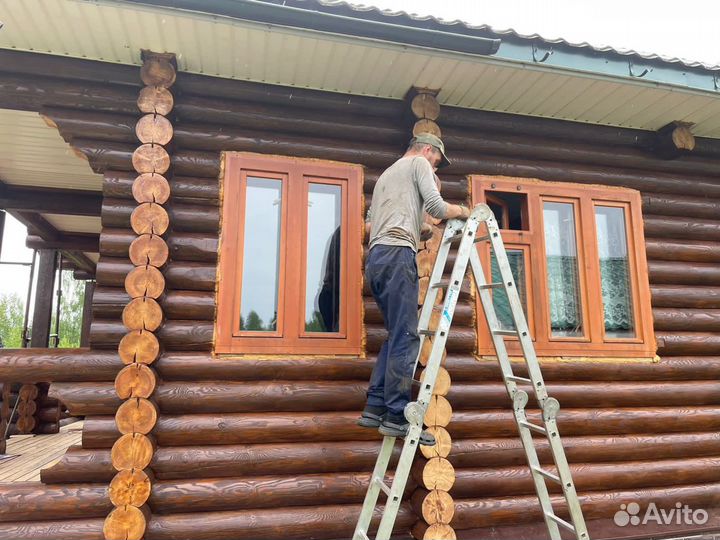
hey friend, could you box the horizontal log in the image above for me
[101,198,219,233]
[441,125,720,178]
[366,324,475,353]
[646,238,720,263]
[648,260,720,285]
[96,257,216,291]
[0,483,109,522]
[448,456,720,499]
[651,285,720,308]
[50,380,367,416]
[144,503,414,540]
[99,228,218,262]
[89,320,214,351]
[72,139,220,177]
[0,184,101,216]
[42,440,400,484]
[0,518,104,540]
[644,214,720,242]
[454,508,720,540]
[643,192,720,220]
[364,298,473,327]
[653,308,720,332]
[451,482,720,529]
[449,431,720,469]
[0,71,138,115]
[52,378,720,417]
[364,172,467,201]
[177,69,403,119]
[656,332,720,355]
[150,472,414,514]
[462,155,720,198]
[154,353,720,382]
[26,233,99,253]
[92,287,215,321]
[103,170,219,203]
[81,406,720,448]
[155,354,372,381]
[0,349,120,382]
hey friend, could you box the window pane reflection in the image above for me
[596,206,635,338]
[490,249,528,332]
[239,177,282,332]
[305,183,342,333]
[543,202,583,337]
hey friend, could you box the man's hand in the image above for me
[420,223,433,241]
[458,205,471,220]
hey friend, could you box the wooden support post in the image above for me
[80,281,95,347]
[0,210,5,258]
[30,249,58,348]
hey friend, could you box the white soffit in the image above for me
[1,0,720,136]
[41,214,102,234]
[0,109,102,191]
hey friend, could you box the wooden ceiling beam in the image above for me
[0,182,101,216]
[26,233,99,253]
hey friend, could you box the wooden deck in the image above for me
[0,420,83,483]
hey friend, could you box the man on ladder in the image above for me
[358,133,470,445]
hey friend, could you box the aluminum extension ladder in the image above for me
[353,204,589,540]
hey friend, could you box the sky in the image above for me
[2,0,719,305]
[360,0,720,67]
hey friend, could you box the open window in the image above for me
[216,153,363,354]
[473,176,656,358]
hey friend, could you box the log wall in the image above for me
[2,52,720,540]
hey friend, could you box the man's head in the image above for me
[406,133,451,169]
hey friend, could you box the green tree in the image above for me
[50,271,86,348]
[305,310,326,332]
[0,292,25,348]
[243,310,264,331]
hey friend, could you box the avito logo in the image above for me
[614,502,709,527]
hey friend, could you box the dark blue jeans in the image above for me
[365,244,420,417]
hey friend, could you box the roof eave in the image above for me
[116,0,501,56]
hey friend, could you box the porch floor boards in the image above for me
[0,421,83,483]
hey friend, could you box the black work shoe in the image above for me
[378,415,436,446]
[357,406,387,428]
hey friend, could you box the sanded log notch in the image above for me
[104,51,176,540]
[408,88,457,540]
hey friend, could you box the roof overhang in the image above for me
[1,0,720,137]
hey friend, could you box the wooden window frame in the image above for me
[473,175,656,358]
[216,153,363,355]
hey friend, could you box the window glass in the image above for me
[596,206,635,338]
[490,249,528,332]
[305,183,342,333]
[543,201,583,337]
[239,177,282,332]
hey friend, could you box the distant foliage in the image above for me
[50,272,86,348]
[0,292,24,348]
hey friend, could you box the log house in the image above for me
[2,1,720,539]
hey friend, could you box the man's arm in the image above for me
[414,158,470,220]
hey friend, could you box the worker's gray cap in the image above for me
[413,133,451,168]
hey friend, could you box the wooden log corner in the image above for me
[653,121,695,159]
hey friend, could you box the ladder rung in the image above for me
[545,512,576,533]
[356,530,370,540]
[519,420,547,435]
[444,232,465,243]
[507,375,532,384]
[474,235,490,243]
[532,466,561,484]
[492,329,517,336]
[430,280,449,289]
[477,282,503,290]
[412,379,422,386]
[373,476,391,497]
[419,329,434,337]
